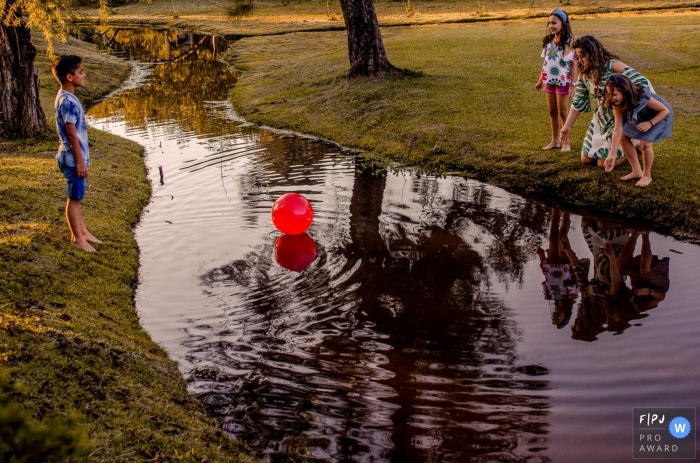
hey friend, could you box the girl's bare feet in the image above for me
[636,176,652,187]
[561,143,571,152]
[620,171,643,181]
[543,141,561,150]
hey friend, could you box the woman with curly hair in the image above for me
[559,36,653,169]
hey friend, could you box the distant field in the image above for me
[77,0,700,36]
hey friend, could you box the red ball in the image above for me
[274,233,316,272]
[271,193,314,235]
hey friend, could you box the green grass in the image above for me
[0,34,255,462]
[227,11,700,238]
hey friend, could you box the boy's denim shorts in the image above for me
[58,161,86,200]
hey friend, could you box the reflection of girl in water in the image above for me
[537,209,578,328]
[621,231,670,311]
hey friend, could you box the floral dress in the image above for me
[571,60,651,159]
[540,42,575,87]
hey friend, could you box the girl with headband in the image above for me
[535,8,576,151]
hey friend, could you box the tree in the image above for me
[0,0,71,137]
[338,0,400,77]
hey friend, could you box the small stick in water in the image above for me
[158,165,165,185]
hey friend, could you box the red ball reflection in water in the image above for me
[274,233,317,272]
[271,193,314,235]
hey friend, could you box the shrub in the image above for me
[225,0,255,20]
[0,370,92,463]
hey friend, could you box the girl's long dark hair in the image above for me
[542,12,573,50]
[603,74,644,113]
[573,35,619,86]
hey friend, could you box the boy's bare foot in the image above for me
[620,171,643,181]
[561,143,571,152]
[635,176,652,187]
[72,239,96,252]
[542,141,561,150]
[84,232,103,244]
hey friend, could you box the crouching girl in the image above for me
[603,74,673,187]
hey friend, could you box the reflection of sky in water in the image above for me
[86,28,700,463]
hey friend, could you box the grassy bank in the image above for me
[76,0,700,37]
[227,11,700,238]
[0,35,255,461]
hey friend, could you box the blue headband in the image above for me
[552,8,568,23]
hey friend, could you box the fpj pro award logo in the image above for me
[634,408,696,459]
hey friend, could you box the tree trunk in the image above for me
[0,23,46,138]
[338,0,397,77]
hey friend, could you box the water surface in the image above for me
[84,27,700,462]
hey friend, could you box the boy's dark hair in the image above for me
[572,36,619,86]
[603,74,644,113]
[51,55,82,84]
[542,10,573,50]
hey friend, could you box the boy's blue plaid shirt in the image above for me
[55,89,90,167]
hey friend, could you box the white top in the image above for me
[539,41,575,87]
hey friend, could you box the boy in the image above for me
[52,55,102,252]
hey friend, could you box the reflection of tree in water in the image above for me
[344,167,550,462]
[194,161,551,462]
[401,177,548,288]
[88,30,239,136]
[90,59,239,134]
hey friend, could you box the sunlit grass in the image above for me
[228,11,700,237]
[0,222,49,248]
